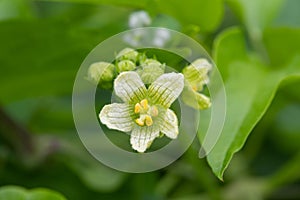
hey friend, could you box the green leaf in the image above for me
[41,0,224,32]
[273,0,300,28]
[0,0,34,21]
[0,20,104,104]
[0,186,66,200]
[0,186,26,200]
[59,137,126,192]
[263,27,300,67]
[226,0,284,59]
[202,27,300,180]
[156,0,224,32]
[38,0,148,8]
[226,0,284,32]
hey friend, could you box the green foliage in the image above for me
[155,0,224,32]
[226,0,284,32]
[204,27,300,179]
[0,186,66,200]
[0,0,300,199]
[41,0,224,32]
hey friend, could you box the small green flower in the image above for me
[99,71,184,153]
[87,62,115,88]
[182,59,212,110]
[116,48,139,62]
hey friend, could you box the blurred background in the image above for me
[0,0,300,199]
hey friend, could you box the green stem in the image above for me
[0,105,34,155]
[186,145,221,200]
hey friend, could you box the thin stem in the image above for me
[186,145,221,200]
[0,105,34,155]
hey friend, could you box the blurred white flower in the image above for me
[124,11,171,47]
[123,29,146,47]
[153,29,171,47]
[129,11,151,29]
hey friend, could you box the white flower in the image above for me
[99,71,184,152]
[128,11,151,29]
[152,29,171,47]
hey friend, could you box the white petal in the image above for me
[130,125,160,153]
[148,73,184,107]
[160,109,179,139]
[99,103,134,132]
[114,71,147,103]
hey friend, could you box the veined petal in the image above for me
[114,71,147,103]
[148,73,184,108]
[160,109,179,139]
[130,125,160,153]
[99,103,134,132]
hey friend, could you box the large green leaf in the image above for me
[202,27,300,180]
[0,186,66,200]
[0,20,91,103]
[0,18,128,104]
[226,0,284,59]
[226,0,284,32]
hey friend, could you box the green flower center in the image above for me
[134,99,158,126]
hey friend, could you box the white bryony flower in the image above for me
[182,59,212,110]
[99,71,184,153]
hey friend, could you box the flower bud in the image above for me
[117,60,136,73]
[138,59,165,84]
[182,85,211,110]
[87,62,115,84]
[182,58,212,91]
[116,48,139,62]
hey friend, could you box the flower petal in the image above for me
[99,103,134,132]
[130,125,160,153]
[148,73,184,107]
[160,109,179,139]
[114,71,147,103]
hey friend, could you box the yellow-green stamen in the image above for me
[134,99,158,127]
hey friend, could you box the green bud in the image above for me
[138,59,165,84]
[116,48,139,62]
[182,58,212,91]
[117,60,136,73]
[142,59,163,68]
[87,62,115,84]
[182,84,211,110]
[137,52,147,64]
